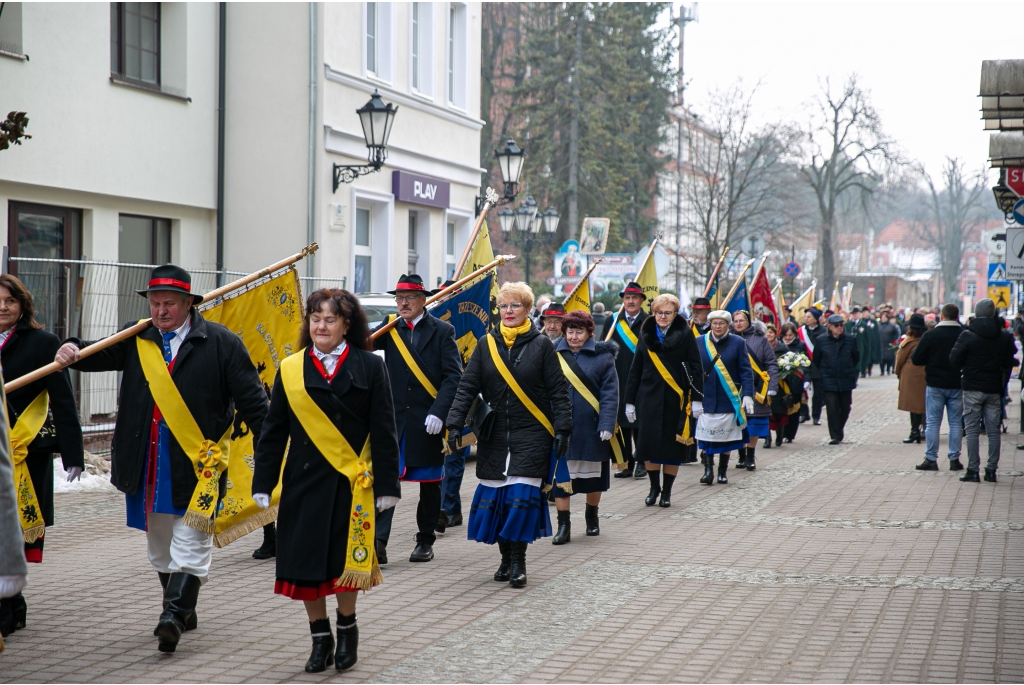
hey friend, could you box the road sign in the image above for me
[867,284,875,296]
[989,263,1008,282]
[1007,167,1024,196]
[743,234,765,257]
[783,261,800,278]
[1007,226,1024,279]
[1014,198,1024,225]
[988,229,1007,256]
[988,284,1012,309]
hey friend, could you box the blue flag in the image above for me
[726,279,749,314]
[431,274,493,365]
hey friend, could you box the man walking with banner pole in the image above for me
[602,282,649,479]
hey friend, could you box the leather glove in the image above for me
[376,496,400,512]
[599,430,613,441]
[66,466,83,482]
[554,433,570,458]
[0,574,27,599]
[253,493,270,510]
[742,396,755,415]
[424,414,444,435]
[690,400,703,419]
[624,404,636,423]
[446,430,461,454]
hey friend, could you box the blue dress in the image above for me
[696,332,754,454]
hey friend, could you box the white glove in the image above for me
[66,466,83,482]
[768,390,777,397]
[690,401,703,419]
[252,493,270,510]
[804,381,811,389]
[376,496,400,512]
[0,574,27,599]
[625,404,636,423]
[424,414,444,435]
[742,396,755,415]
[599,430,613,441]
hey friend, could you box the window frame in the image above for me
[408,2,434,100]
[118,213,171,265]
[110,2,161,86]
[445,2,468,111]
[364,1,394,86]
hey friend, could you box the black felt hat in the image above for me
[619,281,646,300]
[388,274,428,296]
[692,296,711,310]
[136,264,203,304]
[430,279,458,296]
[907,313,927,330]
[541,302,566,318]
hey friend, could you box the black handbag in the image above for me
[468,392,495,441]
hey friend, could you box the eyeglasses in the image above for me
[653,310,675,318]
[394,295,424,304]
[497,302,523,311]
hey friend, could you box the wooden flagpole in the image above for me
[561,258,602,305]
[453,188,499,277]
[719,259,756,308]
[702,246,729,298]
[5,243,320,393]
[604,236,659,341]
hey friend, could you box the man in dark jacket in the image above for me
[55,265,268,654]
[600,282,649,478]
[812,314,860,444]
[949,298,1017,483]
[372,274,462,563]
[911,303,964,471]
[799,308,825,424]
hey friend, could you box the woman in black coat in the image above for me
[446,282,572,589]
[624,294,703,508]
[779,322,809,444]
[252,289,400,674]
[0,275,83,637]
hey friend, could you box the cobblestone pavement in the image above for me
[2,375,1022,683]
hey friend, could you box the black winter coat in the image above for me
[68,310,268,508]
[601,309,648,426]
[624,316,703,462]
[372,314,462,468]
[910,322,964,390]
[812,331,860,392]
[252,348,400,583]
[800,324,824,380]
[446,326,572,481]
[949,317,1017,394]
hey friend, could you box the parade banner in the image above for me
[563,260,601,314]
[635,248,660,314]
[459,221,500,298]
[202,268,304,547]
[788,281,817,322]
[749,263,780,326]
[431,273,493,365]
[726,279,749,314]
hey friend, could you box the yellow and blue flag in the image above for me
[432,273,493,365]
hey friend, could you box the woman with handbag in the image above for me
[252,289,401,673]
[550,310,619,544]
[446,281,572,588]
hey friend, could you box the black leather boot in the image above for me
[736,447,748,469]
[903,430,922,444]
[154,574,197,634]
[984,468,998,483]
[700,452,715,485]
[633,461,648,478]
[763,435,772,449]
[0,598,13,637]
[585,504,600,536]
[9,593,26,631]
[746,447,756,471]
[960,469,980,482]
[717,454,730,484]
[645,468,661,505]
[155,573,201,653]
[335,612,358,671]
[659,473,675,507]
[435,510,449,534]
[494,541,511,581]
[252,523,276,559]
[552,510,571,545]
[775,430,784,447]
[509,542,528,588]
[409,533,435,562]
[305,618,334,673]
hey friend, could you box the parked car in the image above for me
[355,292,400,328]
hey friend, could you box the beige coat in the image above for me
[895,336,926,414]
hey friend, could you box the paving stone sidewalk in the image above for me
[1,375,1021,683]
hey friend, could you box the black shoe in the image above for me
[829,439,840,445]
[763,436,772,449]
[585,504,600,536]
[915,460,938,471]
[375,540,388,566]
[155,573,200,653]
[335,618,358,671]
[813,419,821,426]
[960,469,980,482]
[659,473,675,507]
[552,510,571,545]
[9,592,25,631]
[775,431,784,447]
[435,510,449,534]
[633,462,648,478]
[949,459,964,471]
[984,468,997,483]
[614,461,634,478]
[736,448,748,469]
[509,542,528,588]
[644,485,661,506]
[305,623,335,673]
[784,437,793,443]
[903,431,922,444]
[252,523,276,559]
[409,542,435,562]
[448,512,463,527]
[0,598,13,637]
[746,452,756,472]
[718,455,730,484]
[494,541,511,581]
[700,453,715,485]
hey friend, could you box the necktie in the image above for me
[161,331,176,364]
[408,320,416,347]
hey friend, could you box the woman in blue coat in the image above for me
[551,310,619,544]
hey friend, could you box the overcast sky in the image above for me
[679,2,1013,183]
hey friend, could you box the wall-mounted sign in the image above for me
[392,170,450,209]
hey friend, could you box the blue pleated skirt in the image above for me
[698,439,745,455]
[745,416,770,438]
[468,483,552,545]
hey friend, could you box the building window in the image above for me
[365,2,392,82]
[354,208,372,293]
[118,214,171,265]
[411,3,419,89]
[408,212,419,275]
[967,256,977,270]
[446,220,456,277]
[410,2,433,97]
[110,2,160,85]
[447,3,466,109]
[0,2,24,57]
[966,281,976,298]
[366,2,377,74]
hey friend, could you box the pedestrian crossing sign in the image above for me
[988,263,1008,282]
[988,284,1011,309]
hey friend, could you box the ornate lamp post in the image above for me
[475,139,526,216]
[333,90,399,191]
[501,196,559,287]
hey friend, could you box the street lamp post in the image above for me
[475,139,526,216]
[500,196,560,287]
[333,90,399,191]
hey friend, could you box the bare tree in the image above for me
[908,158,991,302]
[799,75,900,287]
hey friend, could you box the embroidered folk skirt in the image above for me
[468,483,551,545]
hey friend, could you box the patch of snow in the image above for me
[53,457,116,493]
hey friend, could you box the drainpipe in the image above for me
[306,2,317,277]
[216,2,227,285]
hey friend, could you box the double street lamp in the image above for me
[498,196,560,287]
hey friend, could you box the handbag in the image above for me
[468,392,495,441]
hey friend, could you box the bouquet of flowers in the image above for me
[777,351,811,379]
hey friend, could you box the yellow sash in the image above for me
[648,351,694,445]
[748,353,770,404]
[281,350,382,591]
[486,335,554,436]
[8,391,49,543]
[136,337,230,535]
[386,315,438,398]
[556,355,626,467]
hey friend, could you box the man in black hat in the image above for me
[54,264,268,653]
[799,308,825,425]
[601,282,648,479]
[372,274,462,564]
[539,302,566,343]
[691,297,712,336]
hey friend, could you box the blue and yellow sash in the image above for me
[615,317,638,354]
[703,334,746,427]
